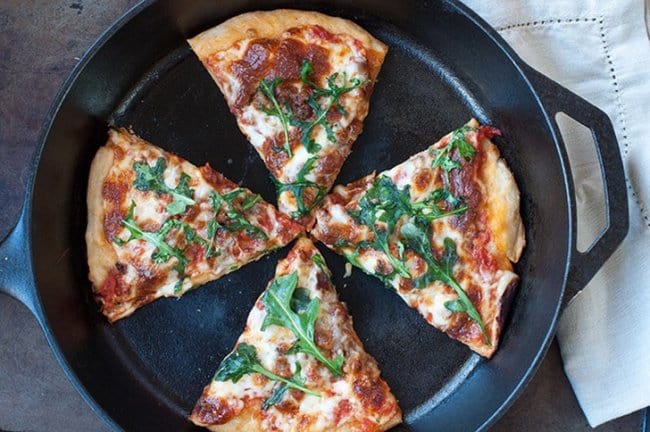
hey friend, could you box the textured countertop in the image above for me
[0,1,645,431]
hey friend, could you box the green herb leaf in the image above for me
[300,60,314,86]
[290,287,313,315]
[261,272,344,376]
[210,191,268,240]
[241,193,262,211]
[133,158,196,215]
[345,176,468,282]
[205,219,221,258]
[262,362,308,410]
[214,343,319,401]
[292,64,364,153]
[348,176,415,279]
[259,78,293,157]
[271,155,327,218]
[311,253,326,270]
[431,126,477,185]
[119,201,189,293]
[399,222,490,345]
[443,299,467,313]
[411,189,468,222]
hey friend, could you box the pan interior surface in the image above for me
[29,1,569,431]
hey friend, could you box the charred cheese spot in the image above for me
[97,268,128,302]
[413,168,433,194]
[353,376,387,412]
[103,208,124,241]
[192,396,237,425]
[333,399,353,425]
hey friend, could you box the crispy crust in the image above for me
[194,406,401,432]
[459,118,525,265]
[481,140,526,263]
[188,9,388,80]
[86,145,118,292]
[192,400,263,432]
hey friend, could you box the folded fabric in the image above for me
[461,0,650,426]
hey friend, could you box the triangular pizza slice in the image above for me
[311,120,525,357]
[190,237,402,431]
[188,10,388,227]
[86,128,303,322]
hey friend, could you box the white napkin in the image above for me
[460,0,650,427]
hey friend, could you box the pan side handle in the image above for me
[0,204,40,317]
[526,66,629,302]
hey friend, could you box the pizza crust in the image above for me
[86,144,118,292]
[192,401,263,432]
[476,121,525,264]
[188,9,388,80]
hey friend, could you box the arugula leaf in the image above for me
[345,176,468,282]
[293,61,364,153]
[348,177,415,279]
[241,193,262,211]
[214,343,319,400]
[261,272,344,376]
[204,219,221,258]
[262,362,307,410]
[399,222,490,345]
[210,191,268,240]
[290,287,312,314]
[431,126,477,185]
[133,158,196,215]
[259,78,293,157]
[271,156,327,218]
[300,60,315,86]
[119,201,188,293]
[311,253,326,270]
[411,189,468,222]
[182,224,206,247]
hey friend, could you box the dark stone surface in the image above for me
[0,1,644,431]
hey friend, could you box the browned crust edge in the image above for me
[85,145,118,297]
[187,9,388,80]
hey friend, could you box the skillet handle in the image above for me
[0,205,40,316]
[526,67,629,301]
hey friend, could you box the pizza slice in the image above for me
[86,128,303,322]
[190,237,402,431]
[311,119,525,357]
[188,10,388,227]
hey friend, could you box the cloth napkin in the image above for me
[460,0,650,427]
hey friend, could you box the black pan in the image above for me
[0,0,628,431]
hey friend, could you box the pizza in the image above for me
[190,237,402,431]
[188,10,388,227]
[311,119,525,357]
[86,128,303,322]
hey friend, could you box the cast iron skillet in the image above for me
[0,0,629,430]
